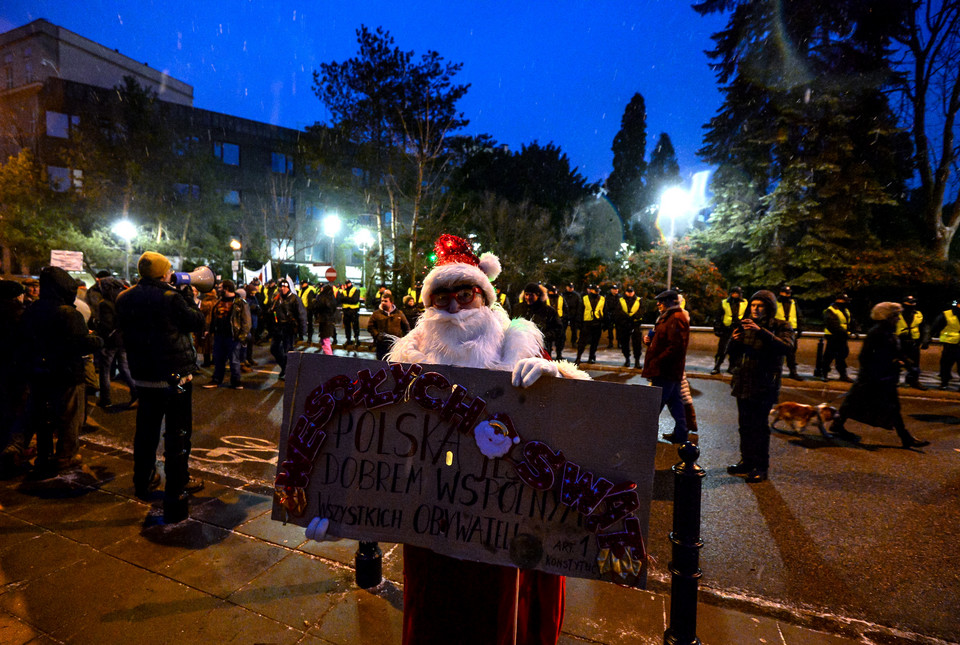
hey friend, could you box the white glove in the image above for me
[305,517,337,542]
[511,357,560,388]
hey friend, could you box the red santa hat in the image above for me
[421,234,501,307]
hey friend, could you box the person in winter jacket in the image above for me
[21,266,102,477]
[266,280,305,379]
[928,300,960,390]
[95,276,137,407]
[726,290,795,483]
[116,252,206,523]
[829,302,930,448]
[202,280,252,390]
[642,289,691,444]
[366,291,410,359]
[310,284,338,355]
[0,281,29,473]
[515,283,564,356]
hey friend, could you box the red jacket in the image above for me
[641,306,689,381]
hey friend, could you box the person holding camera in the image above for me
[727,290,795,483]
[116,252,206,523]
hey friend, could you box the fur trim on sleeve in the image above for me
[499,318,544,367]
[555,360,591,380]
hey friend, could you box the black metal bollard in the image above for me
[355,540,383,589]
[814,337,825,377]
[664,442,704,645]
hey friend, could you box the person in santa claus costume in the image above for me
[308,234,588,645]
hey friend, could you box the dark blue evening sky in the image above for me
[2,1,726,184]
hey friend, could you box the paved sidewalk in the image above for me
[4,443,898,645]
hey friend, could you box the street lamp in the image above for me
[111,219,137,282]
[322,213,341,266]
[353,228,374,289]
[230,238,242,282]
[658,187,691,290]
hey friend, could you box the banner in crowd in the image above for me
[271,353,661,587]
[243,261,273,286]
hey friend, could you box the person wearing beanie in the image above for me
[618,285,644,369]
[202,279,251,390]
[20,266,103,477]
[116,252,207,523]
[366,291,410,360]
[711,286,746,375]
[544,284,567,360]
[829,303,930,448]
[927,299,960,390]
[306,234,588,645]
[515,282,563,356]
[726,290,795,483]
[337,278,361,347]
[603,283,621,349]
[642,289,691,444]
[562,282,582,349]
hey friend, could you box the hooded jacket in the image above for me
[116,277,206,382]
[730,290,795,401]
[21,266,102,385]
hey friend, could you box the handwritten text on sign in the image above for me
[271,354,660,587]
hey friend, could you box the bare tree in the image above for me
[894,0,960,258]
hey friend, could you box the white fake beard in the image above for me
[414,305,506,368]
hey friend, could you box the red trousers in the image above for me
[402,545,565,645]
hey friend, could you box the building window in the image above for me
[46,112,79,139]
[72,169,83,190]
[276,196,295,217]
[214,141,240,166]
[271,152,293,174]
[24,62,33,83]
[175,136,199,156]
[4,67,12,90]
[304,201,324,220]
[47,166,71,192]
[174,183,200,200]
[223,189,241,205]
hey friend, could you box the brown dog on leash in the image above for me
[770,402,838,438]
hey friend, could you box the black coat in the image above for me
[838,320,903,429]
[729,317,794,402]
[21,266,102,385]
[515,300,563,346]
[116,277,206,381]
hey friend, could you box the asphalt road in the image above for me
[83,341,960,642]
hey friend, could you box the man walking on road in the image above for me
[726,290,795,483]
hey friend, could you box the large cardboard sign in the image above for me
[271,353,661,587]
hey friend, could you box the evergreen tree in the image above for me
[694,0,913,296]
[606,93,648,235]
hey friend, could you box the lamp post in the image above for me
[230,238,242,282]
[322,213,342,267]
[111,219,137,282]
[658,187,691,290]
[353,228,374,291]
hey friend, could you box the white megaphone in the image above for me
[170,265,215,293]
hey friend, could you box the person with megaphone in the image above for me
[116,252,207,523]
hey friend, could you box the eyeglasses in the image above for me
[430,286,482,308]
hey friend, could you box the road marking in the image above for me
[191,435,278,466]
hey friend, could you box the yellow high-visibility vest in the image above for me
[895,311,923,340]
[620,297,641,317]
[583,295,605,322]
[775,300,798,328]
[941,310,960,344]
[823,306,848,335]
[299,285,316,307]
[722,299,747,327]
[342,286,360,309]
[549,295,563,318]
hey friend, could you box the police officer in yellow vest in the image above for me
[896,295,926,389]
[821,293,854,382]
[298,279,317,343]
[337,279,361,347]
[575,284,605,365]
[929,300,960,390]
[712,287,747,374]
[618,285,644,368]
[775,285,803,380]
[545,285,566,360]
